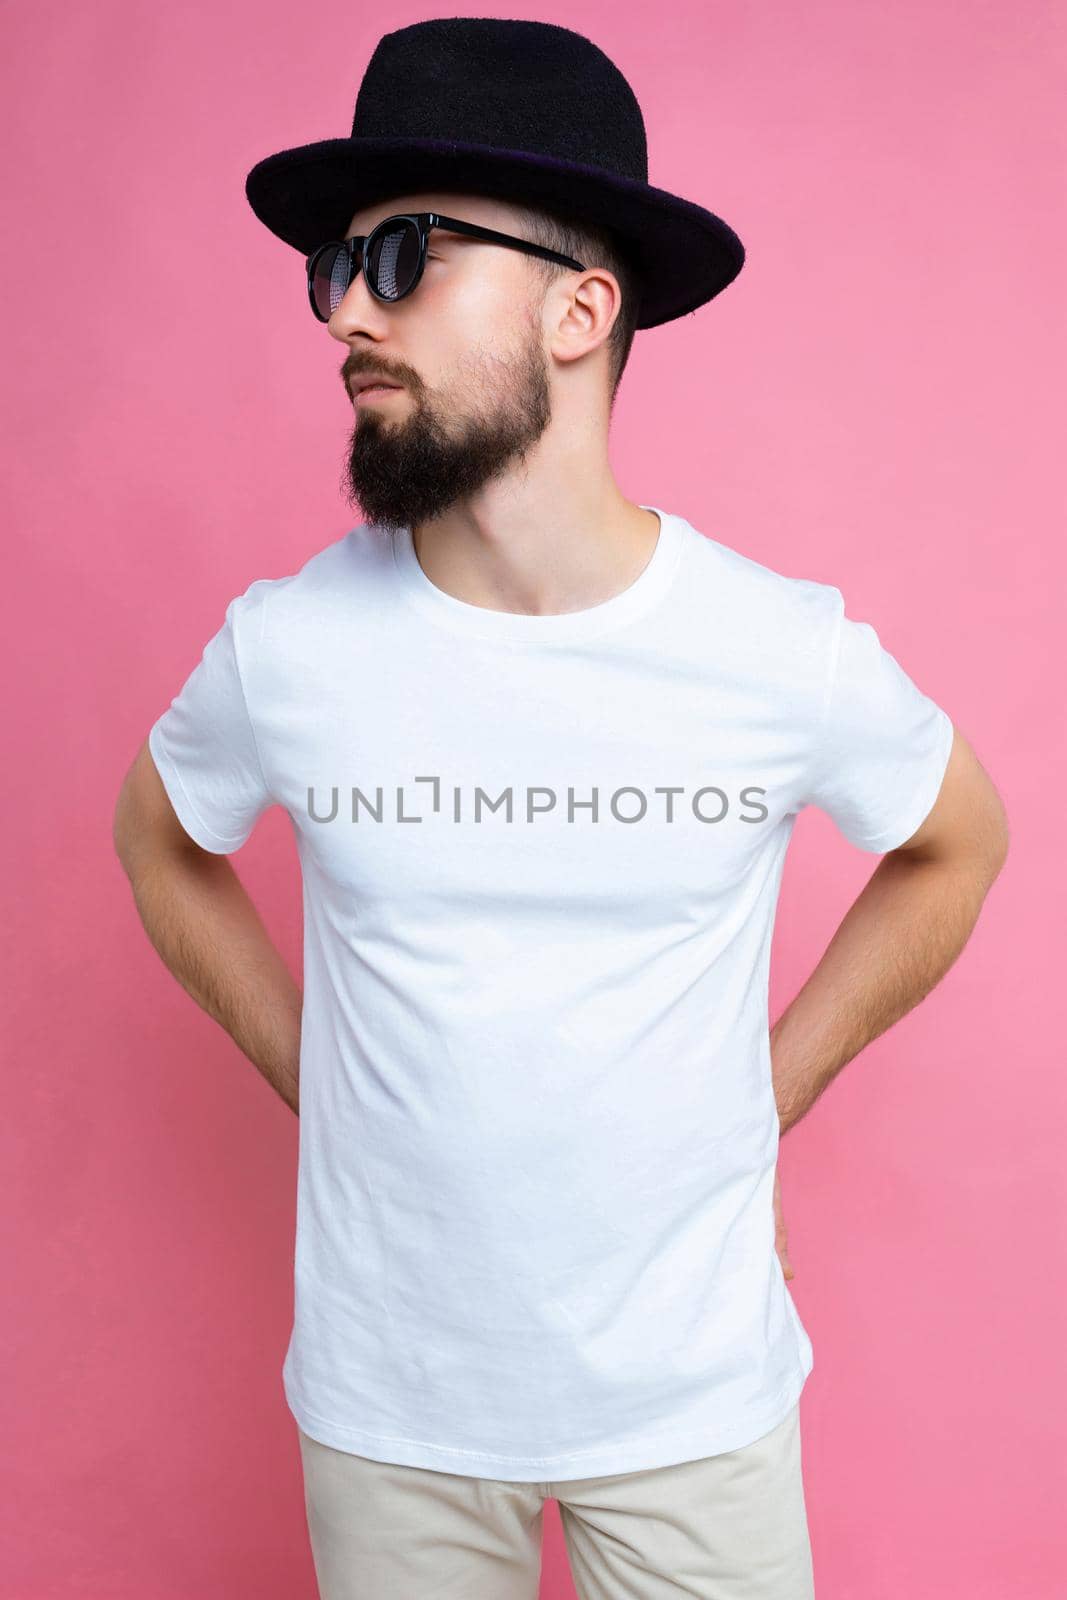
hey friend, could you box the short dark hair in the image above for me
[507,201,643,407]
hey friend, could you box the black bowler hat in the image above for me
[244,17,745,330]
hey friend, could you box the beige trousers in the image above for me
[297,1401,815,1599]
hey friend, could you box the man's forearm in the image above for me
[124,847,303,1115]
[770,849,998,1135]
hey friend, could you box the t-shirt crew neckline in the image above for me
[387,505,684,644]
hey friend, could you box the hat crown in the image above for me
[351,18,649,183]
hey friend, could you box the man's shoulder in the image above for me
[231,522,391,639]
[678,516,842,639]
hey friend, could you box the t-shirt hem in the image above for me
[147,721,249,854]
[847,707,955,854]
[283,1363,812,1483]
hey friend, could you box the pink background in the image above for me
[4,2,1063,1595]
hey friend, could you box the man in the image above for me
[113,19,1009,1600]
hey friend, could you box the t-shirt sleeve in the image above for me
[148,593,275,853]
[799,589,954,853]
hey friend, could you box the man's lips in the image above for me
[352,383,403,405]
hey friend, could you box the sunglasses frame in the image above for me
[305,211,588,321]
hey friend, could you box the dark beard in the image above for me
[340,334,552,531]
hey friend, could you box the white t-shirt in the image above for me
[148,505,953,1482]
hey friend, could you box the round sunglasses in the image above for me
[306,211,587,322]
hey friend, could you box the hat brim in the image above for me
[245,136,744,329]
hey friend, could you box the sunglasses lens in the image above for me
[309,242,356,320]
[365,218,421,300]
[308,219,423,319]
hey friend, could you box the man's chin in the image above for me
[343,466,431,529]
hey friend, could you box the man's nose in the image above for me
[328,266,392,340]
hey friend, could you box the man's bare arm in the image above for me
[113,739,303,1115]
[770,725,1009,1135]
